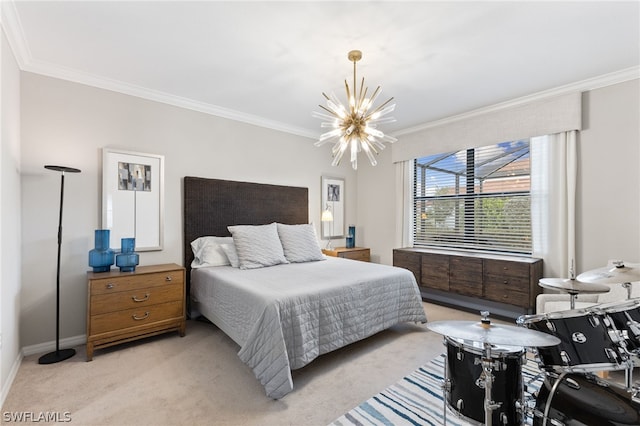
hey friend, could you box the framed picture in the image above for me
[102,148,164,251]
[321,176,345,239]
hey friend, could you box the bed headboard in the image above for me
[183,176,309,293]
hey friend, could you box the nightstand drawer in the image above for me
[341,249,370,262]
[322,247,370,262]
[90,284,183,315]
[90,270,183,295]
[90,300,184,335]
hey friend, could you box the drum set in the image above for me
[427,260,640,425]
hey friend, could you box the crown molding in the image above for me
[395,66,640,136]
[1,0,29,69]
[23,57,319,139]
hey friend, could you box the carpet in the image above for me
[330,353,543,426]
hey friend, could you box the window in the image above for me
[413,140,531,254]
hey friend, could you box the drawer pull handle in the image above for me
[106,283,115,289]
[165,276,172,282]
[132,312,149,321]
[132,293,150,302]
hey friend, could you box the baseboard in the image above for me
[21,334,86,357]
[1,350,23,410]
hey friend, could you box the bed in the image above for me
[183,176,427,398]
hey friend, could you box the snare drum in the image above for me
[533,372,640,425]
[445,336,525,425]
[519,309,626,372]
[593,298,640,354]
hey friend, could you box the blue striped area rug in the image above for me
[330,353,543,426]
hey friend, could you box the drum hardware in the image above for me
[539,371,569,426]
[624,314,640,338]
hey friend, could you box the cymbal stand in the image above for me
[481,342,501,426]
[568,290,578,310]
[442,342,448,425]
[623,281,632,299]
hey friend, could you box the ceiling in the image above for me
[3,1,639,139]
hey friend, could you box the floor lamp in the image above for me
[39,165,81,365]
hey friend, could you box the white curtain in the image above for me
[395,160,414,248]
[531,130,578,278]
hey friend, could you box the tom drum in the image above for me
[519,309,626,373]
[445,336,525,425]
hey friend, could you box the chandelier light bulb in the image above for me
[313,50,397,170]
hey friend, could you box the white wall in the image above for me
[1,28,22,403]
[359,79,640,277]
[577,79,640,272]
[20,72,356,348]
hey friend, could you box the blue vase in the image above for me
[116,237,139,272]
[88,229,115,272]
[346,225,356,248]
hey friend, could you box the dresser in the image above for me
[393,248,543,317]
[86,263,186,360]
[322,247,370,262]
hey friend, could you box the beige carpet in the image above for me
[2,303,508,426]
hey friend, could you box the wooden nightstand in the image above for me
[322,247,370,262]
[86,263,186,360]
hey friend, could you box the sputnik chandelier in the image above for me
[313,50,397,170]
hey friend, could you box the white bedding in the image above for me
[191,256,427,398]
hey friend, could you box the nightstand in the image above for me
[86,263,186,360]
[322,247,370,262]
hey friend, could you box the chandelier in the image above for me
[313,50,397,170]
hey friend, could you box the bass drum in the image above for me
[534,373,640,425]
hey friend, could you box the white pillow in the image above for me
[220,243,239,268]
[190,236,233,268]
[228,223,289,269]
[276,223,325,263]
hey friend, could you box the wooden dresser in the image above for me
[393,248,543,318]
[86,263,186,360]
[322,247,370,262]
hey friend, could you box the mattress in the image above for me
[191,256,427,398]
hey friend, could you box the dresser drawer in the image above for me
[90,283,183,315]
[90,270,183,295]
[483,259,529,278]
[421,253,449,290]
[484,279,530,307]
[90,300,184,335]
[449,256,483,297]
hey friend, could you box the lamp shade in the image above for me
[321,209,333,222]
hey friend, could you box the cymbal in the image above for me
[577,261,640,285]
[427,320,561,347]
[538,277,610,294]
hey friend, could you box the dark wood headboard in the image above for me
[183,176,309,296]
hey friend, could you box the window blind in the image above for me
[413,140,531,254]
